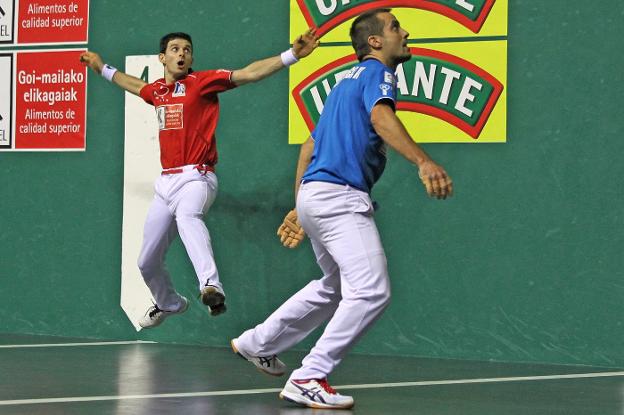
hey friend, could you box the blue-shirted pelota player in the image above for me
[232,8,453,410]
[303,56,393,194]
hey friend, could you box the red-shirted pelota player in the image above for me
[80,30,319,328]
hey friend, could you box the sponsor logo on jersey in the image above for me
[384,71,395,84]
[172,81,186,97]
[292,48,503,139]
[296,0,496,36]
[379,83,392,96]
[153,84,170,100]
[156,104,184,130]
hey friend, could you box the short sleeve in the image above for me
[362,66,396,114]
[139,83,154,105]
[197,70,237,96]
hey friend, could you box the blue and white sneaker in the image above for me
[138,296,189,329]
[279,378,354,409]
[231,338,286,376]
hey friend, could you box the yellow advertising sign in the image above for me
[290,0,507,41]
[288,0,508,144]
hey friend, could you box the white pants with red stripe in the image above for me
[137,167,221,311]
[236,181,391,380]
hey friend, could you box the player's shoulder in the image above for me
[192,69,232,78]
[362,59,393,79]
[146,78,167,87]
[140,78,166,96]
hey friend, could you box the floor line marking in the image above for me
[0,341,156,349]
[0,388,283,406]
[337,370,624,389]
[0,371,622,406]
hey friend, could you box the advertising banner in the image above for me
[0,53,11,148]
[0,0,89,151]
[288,0,508,143]
[0,0,15,44]
[13,49,87,150]
[0,0,89,46]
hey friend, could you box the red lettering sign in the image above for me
[18,0,89,44]
[14,49,87,149]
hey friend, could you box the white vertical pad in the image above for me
[121,55,162,331]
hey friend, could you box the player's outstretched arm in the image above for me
[231,29,319,86]
[80,51,147,97]
[371,102,453,199]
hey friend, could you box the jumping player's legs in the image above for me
[171,171,222,293]
[289,181,391,380]
[235,240,341,356]
[137,194,184,311]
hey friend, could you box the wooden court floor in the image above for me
[0,334,622,415]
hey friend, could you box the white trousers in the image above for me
[137,167,221,312]
[237,181,391,380]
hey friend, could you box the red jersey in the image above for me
[139,70,237,169]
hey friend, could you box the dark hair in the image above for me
[159,32,193,53]
[349,8,391,61]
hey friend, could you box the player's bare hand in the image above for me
[79,51,104,74]
[292,28,320,60]
[277,209,306,249]
[418,161,453,200]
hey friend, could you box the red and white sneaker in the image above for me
[279,378,354,409]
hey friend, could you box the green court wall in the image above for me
[0,0,622,368]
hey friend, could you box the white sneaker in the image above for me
[200,285,226,316]
[231,337,286,376]
[138,296,188,329]
[279,378,354,409]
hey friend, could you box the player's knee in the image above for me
[137,256,147,272]
[360,280,391,310]
[380,289,391,310]
[176,209,203,219]
[352,286,391,309]
[175,211,203,226]
[137,256,163,276]
[375,287,391,310]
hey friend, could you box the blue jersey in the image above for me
[303,58,397,193]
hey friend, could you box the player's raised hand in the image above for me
[79,51,104,74]
[418,161,453,200]
[292,28,320,60]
